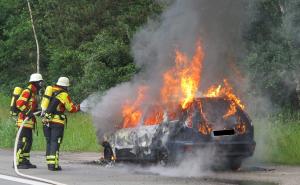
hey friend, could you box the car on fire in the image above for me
[104,97,256,170]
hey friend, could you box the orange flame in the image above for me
[122,86,148,128]
[121,42,204,128]
[223,103,237,118]
[205,85,222,97]
[120,41,246,128]
[223,79,245,110]
[197,100,212,135]
[204,79,245,118]
[143,105,164,126]
[161,41,204,109]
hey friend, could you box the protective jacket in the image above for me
[16,84,37,129]
[47,86,79,125]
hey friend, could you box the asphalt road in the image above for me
[0,149,298,185]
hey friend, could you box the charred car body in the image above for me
[105,97,256,170]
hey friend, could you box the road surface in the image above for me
[0,149,298,185]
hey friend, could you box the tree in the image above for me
[243,0,295,107]
[0,0,162,101]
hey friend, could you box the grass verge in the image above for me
[253,117,300,165]
[0,93,100,152]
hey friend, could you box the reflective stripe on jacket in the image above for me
[16,84,37,128]
[49,86,79,125]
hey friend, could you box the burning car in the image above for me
[100,42,255,170]
[104,96,255,170]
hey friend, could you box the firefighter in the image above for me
[15,73,44,169]
[42,77,80,171]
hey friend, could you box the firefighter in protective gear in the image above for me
[15,73,44,169]
[42,77,80,171]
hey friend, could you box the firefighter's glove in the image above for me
[44,113,52,120]
[41,113,50,124]
[76,104,80,111]
[42,118,49,125]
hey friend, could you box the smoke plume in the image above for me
[81,0,251,141]
[125,148,214,177]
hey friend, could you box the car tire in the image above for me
[228,158,242,171]
[103,142,114,161]
[157,148,169,166]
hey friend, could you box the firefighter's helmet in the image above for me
[29,73,43,82]
[56,77,70,87]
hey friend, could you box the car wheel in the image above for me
[228,158,242,171]
[158,149,169,166]
[102,141,114,161]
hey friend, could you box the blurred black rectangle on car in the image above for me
[213,129,235,136]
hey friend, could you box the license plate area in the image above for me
[213,129,235,136]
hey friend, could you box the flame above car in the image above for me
[121,41,245,128]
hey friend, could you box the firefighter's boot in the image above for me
[15,150,29,169]
[46,153,61,171]
[22,153,37,168]
[16,161,30,169]
[23,159,37,169]
[48,164,62,171]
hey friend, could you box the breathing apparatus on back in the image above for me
[10,87,23,117]
[41,86,53,116]
[41,77,70,120]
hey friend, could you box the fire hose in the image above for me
[13,111,67,185]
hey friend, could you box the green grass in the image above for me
[253,117,300,165]
[0,94,16,148]
[0,93,100,152]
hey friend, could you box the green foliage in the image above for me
[0,0,299,107]
[47,47,84,85]
[0,6,37,90]
[243,0,300,107]
[0,0,163,151]
[0,94,16,148]
[74,31,136,99]
[0,0,162,101]
[282,0,300,82]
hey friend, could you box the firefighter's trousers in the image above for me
[43,123,64,168]
[16,127,33,165]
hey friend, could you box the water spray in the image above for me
[80,100,92,113]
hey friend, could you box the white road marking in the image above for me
[0,174,50,185]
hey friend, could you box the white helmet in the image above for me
[56,77,70,87]
[29,73,43,82]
